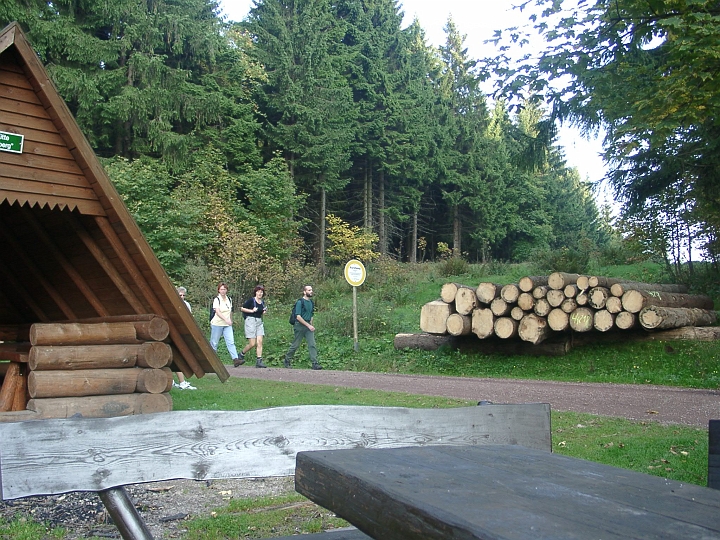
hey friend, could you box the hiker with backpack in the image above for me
[284,284,322,370]
[209,282,243,367]
[236,284,268,368]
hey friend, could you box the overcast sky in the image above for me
[218,0,608,189]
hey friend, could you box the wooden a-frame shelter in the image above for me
[0,22,228,419]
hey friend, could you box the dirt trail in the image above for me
[229,366,720,428]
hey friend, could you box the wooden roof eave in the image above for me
[1,22,229,382]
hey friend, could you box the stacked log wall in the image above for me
[0,315,173,421]
[406,273,717,355]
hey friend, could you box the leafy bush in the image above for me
[439,256,470,277]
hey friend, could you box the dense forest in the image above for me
[1,0,718,295]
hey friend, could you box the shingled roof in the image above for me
[0,22,229,382]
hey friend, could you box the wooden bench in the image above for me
[0,403,551,539]
[296,444,720,539]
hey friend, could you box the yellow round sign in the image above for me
[344,259,366,287]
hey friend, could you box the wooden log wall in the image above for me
[415,272,717,354]
[0,315,173,421]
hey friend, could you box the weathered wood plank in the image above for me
[710,420,720,490]
[296,445,720,540]
[0,404,551,499]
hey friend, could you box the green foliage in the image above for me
[439,256,470,277]
[325,214,380,264]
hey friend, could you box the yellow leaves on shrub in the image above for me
[326,214,380,264]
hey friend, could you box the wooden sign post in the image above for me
[344,259,366,352]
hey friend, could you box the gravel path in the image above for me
[229,366,720,428]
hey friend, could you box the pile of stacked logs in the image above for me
[0,315,174,421]
[401,272,718,354]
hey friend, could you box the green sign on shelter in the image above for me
[0,131,23,153]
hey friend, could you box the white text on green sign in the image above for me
[0,131,24,153]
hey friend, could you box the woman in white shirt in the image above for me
[209,282,242,366]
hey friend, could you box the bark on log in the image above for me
[490,297,511,317]
[605,280,689,297]
[569,307,594,332]
[494,317,519,339]
[28,368,139,398]
[615,311,637,330]
[533,298,551,317]
[31,322,139,346]
[500,284,520,304]
[561,298,578,314]
[136,368,173,394]
[518,276,548,293]
[510,306,526,321]
[26,393,173,419]
[517,293,535,311]
[638,306,718,330]
[0,362,20,412]
[547,289,565,308]
[446,313,472,336]
[133,318,170,342]
[588,287,611,310]
[593,310,615,332]
[548,272,579,290]
[588,276,613,288]
[472,308,495,339]
[420,300,454,334]
[547,309,570,332]
[518,314,552,345]
[29,342,173,371]
[455,287,478,316]
[576,276,590,291]
[476,283,502,304]
[621,290,714,314]
[605,296,623,314]
[394,333,458,351]
[0,325,31,342]
[532,286,549,299]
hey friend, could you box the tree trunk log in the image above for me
[394,333,571,356]
[576,292,588,306]
[519,314,552,345]
[615,311,637,330]
[28,368,139,398]
[533,298,551,317]
[569,307,594,332]
[576,276,590,291]
[621,290,714,314]
[133,318,170,341]
[0,362,20,412]
[510,306,526,321]
[472,308,495,339]
[605,296,623,314]
[547,289,565,308]
[606,280,689,297]
[548,272,579,290]
[440,282,471,303]
[588,287,610,310]
[638,307,718,330]
[446,313,472,336]
[490,297,511,317]
[561,298,578,314]
[519,276,548,292]
[500,283,520,304]
[29,342,172,371]
[547,309,570,331]
[476,283,501,304]
[26,393,173,419]
[588,276,613,288]
[494,317,519,339]
[593,310,615,332]
[455,286,478,315]
[532,286,549,299]
[394,333,458,351]
[420,300,454,334]
[136,368,173,394]
[563,284,579,298]
[31,322,139,346]
[517,293,535,311]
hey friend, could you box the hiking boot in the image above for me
[283,358,291,368]
[311,364,323,370]
[233,353,245,367]
[255,357,267,368]
[178,381,197,390]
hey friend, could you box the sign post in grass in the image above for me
[344,259,366,352]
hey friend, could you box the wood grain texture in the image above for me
[296,445,720,540]
[0,404,551,499]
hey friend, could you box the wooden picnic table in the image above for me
[295,444,720,539]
